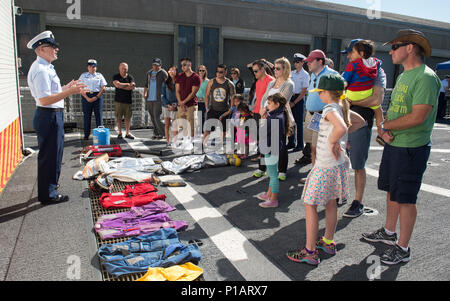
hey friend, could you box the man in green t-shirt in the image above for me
[362,29,441,265]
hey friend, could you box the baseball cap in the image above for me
[152,58,162,66]
[341,39,363,54]
[309,74,345,93]
[304,50,326,63]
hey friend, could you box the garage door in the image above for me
[224,39,310,90]
[0,0,22,194]
[46,26,174,87]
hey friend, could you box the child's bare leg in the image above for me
[305,204,319,251]
[324,199,338,241]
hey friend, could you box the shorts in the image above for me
[114,101,132,120]
[378,143,430,204]
[302,161,350,206]
[347,125,371,170]
[206,108,228,132]
[303,110,319,147]
[162,106,177,120]
[175,105,196,133]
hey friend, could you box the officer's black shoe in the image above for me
[41,194,69,205]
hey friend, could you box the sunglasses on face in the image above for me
[198,69,206,72]
[42,44,58,49]
[275,67,282,71]
[252,69,260,74]
[391,42,412,51]
[182,63,189,67]
[231,72,237,75]
[216,70,225,74]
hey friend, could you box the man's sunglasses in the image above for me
[391,42,413,51]
[252,69,260,74]
[216,70,225,74]
[42,44,58,49]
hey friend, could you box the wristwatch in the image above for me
[381,121,386,132]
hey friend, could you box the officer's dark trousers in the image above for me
[33,108,64,202]
[82,93,103,139]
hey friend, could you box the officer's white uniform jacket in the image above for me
[27,56,63,108]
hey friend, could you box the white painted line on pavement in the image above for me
[125,134,292,281]
[365,167,450,198]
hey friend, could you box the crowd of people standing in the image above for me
[75,28,442,267]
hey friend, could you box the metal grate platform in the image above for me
[89,179,147,281]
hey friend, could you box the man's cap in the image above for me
[87,59,97,66]
[341,39,363,54]
[293,53,306,62]
[384,29,432,57]
[27,30,59,50]
[309,74,345,93]
[304,50,326,63]
[445,75,450,79]
[152,58,162,66]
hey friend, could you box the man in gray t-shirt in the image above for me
[343,67,387,218]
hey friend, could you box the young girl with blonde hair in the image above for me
[287,74,364,265]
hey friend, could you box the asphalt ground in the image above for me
[1,120,449,281]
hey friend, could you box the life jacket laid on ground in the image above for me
[136,262,203,281]
[94,200,188,240]
[99,183,166,209]
[97,228,202,277]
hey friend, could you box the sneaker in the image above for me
[125,133,135,139]
[286,248,320,265]
[380,244,411,265]
[295,156,312,165]
[362,227,397,246]
[258,199,278,208]
[316,237,337,255]
[256,192,270,201]
[337,198,347,207]
[253,170,266,178]
[278,173,287,181]
[299,177,307,184]
[117,133,123,139]
[343,200,364,218]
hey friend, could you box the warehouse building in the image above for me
[14,0,450,88]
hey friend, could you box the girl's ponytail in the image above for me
[330,91,352,128]
[340,94,352,128]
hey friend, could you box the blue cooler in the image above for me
[93,126,110,146]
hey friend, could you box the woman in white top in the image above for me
[254,57,295,181]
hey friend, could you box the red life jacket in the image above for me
[99,183,166,209]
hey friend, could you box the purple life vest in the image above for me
[95,200,188,240]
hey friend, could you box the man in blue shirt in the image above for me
[27,31,86,204]
[296,50,338,166]
[78,59,107,140]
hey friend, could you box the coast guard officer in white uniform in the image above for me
[78,59,107,140]
[27,30,86,205]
